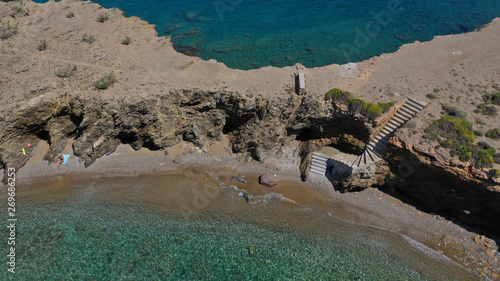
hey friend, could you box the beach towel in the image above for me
[61,154,71,165]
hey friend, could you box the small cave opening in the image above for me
[295,128,320,141]
[222,114,254,134]
[34,129,50,142]
[69,113,84,128]
[142,136,161,151]
[116,131,139,146]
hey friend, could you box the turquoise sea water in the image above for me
[2,174,477,280]
[36,0,500,69]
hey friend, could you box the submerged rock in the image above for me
[248,244,257,256]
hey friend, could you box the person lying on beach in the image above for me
[53,154,64,165]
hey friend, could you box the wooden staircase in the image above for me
[351,98,426,168]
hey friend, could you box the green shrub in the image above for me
[349,98,366,113]
[121,36,131,45]
[94,73,116,90]
[433,88,440,93]
[482,92,500,106]
[365,103,383,118]
[55,65,77,78]
[324,88,352,102]
[442,105,467,118]
[38,39,47,51]
[66,12,75,18]
[82,33,95,44]
[0,20,19,40]
[475,150,494,169]
[485,128,500,140]
[12,6,23,13]
[423,116,495,167]
[425,116,475,144]
[377,101,394,113]
[473,130,483,137]
[324,88,392,119]
[490,169,500,179]
[475,103,497,116]
[486,147,497,157]
[426,94,437,99]
[494,153,500,164]
[476,119,485,125]
[97,12,109,23]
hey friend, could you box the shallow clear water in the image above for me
[35,0,500,69]
[1,174,476,280]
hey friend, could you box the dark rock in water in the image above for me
[410,24,423,32]
[183,11,199,21]
[393,33,412,41]
[173,233,187,244]
[259,174,277,187]
[164,24,183,34]
[241,192,255,204]
[173,44,201,57]
[173,155,183,164]
[248,244,257,256]
[231,176,247,183]
[306,47,319,55]
[195,16,215,23]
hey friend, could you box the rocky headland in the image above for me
[1,0,500,277]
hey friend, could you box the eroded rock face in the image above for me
[331,162,390,192]
[382,134,500,234]
[0,90,371,178]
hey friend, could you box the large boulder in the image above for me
[259,174,277,187]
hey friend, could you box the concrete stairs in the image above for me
[309,152,330,175]
[351,98,426,168]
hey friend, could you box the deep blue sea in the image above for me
[37,0,500,69]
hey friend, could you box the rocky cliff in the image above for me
[0,90,371,176]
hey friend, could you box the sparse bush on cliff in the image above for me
[121,36,131,45]
[82,33,95,44]
[378,101,395,114]
[473,130,483,137]
[97,12,109,23]
[490,169,500,179]
[11,6,23,13]
[485,128,500,140]
[55,65,77,78]
[324,88,352,101]
[424,116,475,144]
[324,88,393,119]
[38,39,47,51]
[474,103,497,116]
[94,73,116,90]
[66,12,75,18]
[425,116,498,168]
[482,92,500,106]
[494,153,500,164]
[0,20,18,40]
[442,105,467,118]
[10,4,28,16]
[475,149,494,169]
